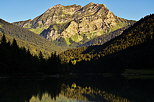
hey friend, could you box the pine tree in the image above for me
[12,39,18,49]
[1,34,7,45]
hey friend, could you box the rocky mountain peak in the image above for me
[14,3,134,46]
[53,4,63,8]
[86,2,97,6]
[85,2,106,8]
[46,4,64,11]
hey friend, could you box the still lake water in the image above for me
[0,75,154,102]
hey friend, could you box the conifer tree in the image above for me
[1,34,7,46]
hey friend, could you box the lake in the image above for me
[0,75,154,102]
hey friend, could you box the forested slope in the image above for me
[0,19,65,57]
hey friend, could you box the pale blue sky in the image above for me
[0,0,153,22]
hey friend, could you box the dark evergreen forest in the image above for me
[0,35,72,75]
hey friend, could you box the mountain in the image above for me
[60,14,154,65]
[0,19,65,57]
[14,3,134,46]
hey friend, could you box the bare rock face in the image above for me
[61,21,79,38]
[14,3,134,46]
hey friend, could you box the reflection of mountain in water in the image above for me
[29,84,131,102]
[0,77,154,102]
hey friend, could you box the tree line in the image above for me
[0,34,125,75]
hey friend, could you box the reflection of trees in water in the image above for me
[29,83,131,102]
[29,93,80,102]
[0,78,62,102]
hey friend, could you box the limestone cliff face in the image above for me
[14,3,134,46]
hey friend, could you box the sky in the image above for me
[0,0,153,23]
